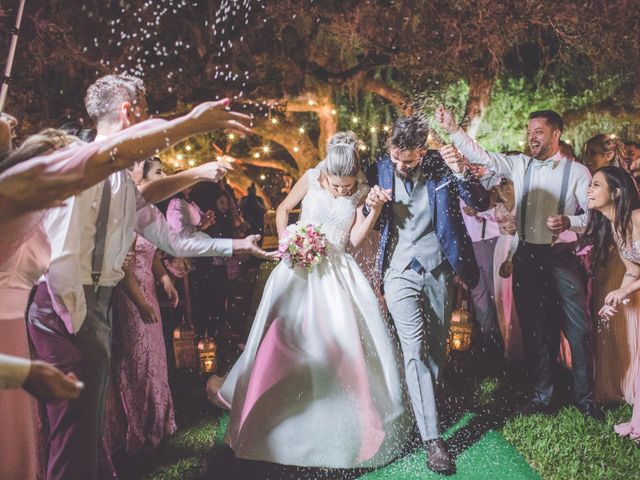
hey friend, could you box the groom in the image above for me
[364,116,490,474]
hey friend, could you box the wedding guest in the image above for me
[584,166,640,440]
[437,105,602,419]
[0,112,17,157]
[166,186,218,337]
[581,136,636,405]
[240,183,268,239]
[0,123,201,480]
[559,140,577,162]
[625,141,640,182]
[460,167,502,352]
[490,179,524,361]
[27,74,273,480]
[103,158,179,477]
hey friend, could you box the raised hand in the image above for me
[439,144,466,174]
[191,161,230,184]
[365,185,392,212]
[435,104,459,134]
[199,210,216,230]
[189,99,253,136]
[22,361,84,403]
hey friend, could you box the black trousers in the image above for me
[513,242,594,408]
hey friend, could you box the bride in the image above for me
[215,131,412,468]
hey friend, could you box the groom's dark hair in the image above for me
[387,116,429,151]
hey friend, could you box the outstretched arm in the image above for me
[435,105,520,178]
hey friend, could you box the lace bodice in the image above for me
[619,238,640,264]
[299,168,368,249]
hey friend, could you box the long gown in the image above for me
[492,202,524,361]
[593,249,640,404]
[609,239,640,439]
[218,167,412,468]
[103,235,177,475]
[0,224,50,480]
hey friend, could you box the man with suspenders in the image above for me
[436,105,602,420]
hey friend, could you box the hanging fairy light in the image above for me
[351,116,359,124]
[188,159,196,167]
[370,126,377,133]
[177,154,184,160]
[185,145,192,152]
[253,152,261,158]
[227,133,236,140]
[331,109,337,115]
[382,125,390,133]
[260,174,266,180]
[293,146,299,153]
[262,145,270,153]
[271,117,278,124]
[298,127,305,134]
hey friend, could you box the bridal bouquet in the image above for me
[278,223,329,271]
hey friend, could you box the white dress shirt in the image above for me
[0,353,31,389]
[44,165,232,334]
[451,128,591,245]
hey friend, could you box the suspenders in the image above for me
[519,158,573,243]
[92,177,112,292]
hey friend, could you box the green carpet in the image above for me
[358,413,539,480]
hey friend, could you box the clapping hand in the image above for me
[366,185,392,212]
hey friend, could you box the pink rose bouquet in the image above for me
[278,222,329,271]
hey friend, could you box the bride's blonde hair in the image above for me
[323,131,362,177]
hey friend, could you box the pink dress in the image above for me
[103,235,176,475]
[0,224,50,480]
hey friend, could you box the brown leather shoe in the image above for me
[425,438,455,474]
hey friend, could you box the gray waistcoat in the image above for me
[386,173,445,272]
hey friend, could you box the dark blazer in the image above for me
[366,151,491,288]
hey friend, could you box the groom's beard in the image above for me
[393,164,418,180]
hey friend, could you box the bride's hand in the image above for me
[366,185,392,212]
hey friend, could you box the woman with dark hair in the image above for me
[581,137,638,408]
[585,165,640,441]
[102,157,179,476]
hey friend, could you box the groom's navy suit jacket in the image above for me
[366,151,491,289]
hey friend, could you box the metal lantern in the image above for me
[197,334,218,374]
[173,318,198,369]
[449,299,473,351]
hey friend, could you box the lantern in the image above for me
[173,317,198,369]
[197,334,218,374]
[449,299,473,351]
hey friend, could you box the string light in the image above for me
[253,152,261,158]
[370,126,376,133]
[358,144,367,151]
[260,174,266,180]
[271,118,278,124]
[185,145,192,152]
[351,116,359,124]
[307,99,316,106]
[172,161,179,168]
[227,133,236,140]
[262,145,270,153]
[610,133,617,139]
[298,127,305,134]
[177,154,183,160]
[518,141,525,147]
[331,109,337,115]
[565,140,572,145]
[293,146,299,153]
[382,125,390,132]
[188,159,195,167]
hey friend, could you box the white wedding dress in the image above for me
[218,167,412,468]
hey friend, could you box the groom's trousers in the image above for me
[27,282,114,480]
[383,263,455,441]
